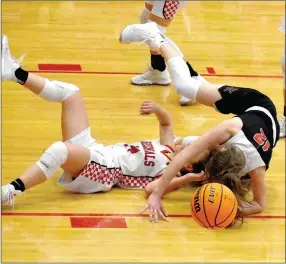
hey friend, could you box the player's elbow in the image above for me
[258,201,267,212]
[254,200,266,214]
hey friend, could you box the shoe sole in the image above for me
[130,80,171,86]
[119,31,126,43]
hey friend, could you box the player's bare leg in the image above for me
[1,36,91,205]
[120,23,218,106]
[129,1,202,105]
[130,2,172,87]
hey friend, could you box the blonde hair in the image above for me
[205,144,250,226]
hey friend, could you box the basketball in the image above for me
[191,183,238,229]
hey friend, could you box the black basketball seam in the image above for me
[216,198,237,227]
[214,184,223,226]
[191,187,208,229]
[203,183,212,229]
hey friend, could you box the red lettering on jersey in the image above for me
[144,160,155,167]
[253,128,270,151]
[124,144,140,154]
[141,141,156,167]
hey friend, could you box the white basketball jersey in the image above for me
[112,140,174,178]
[227,130,265,176]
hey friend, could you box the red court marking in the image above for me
[70,217,127,228]
[38,64,82,71]
[206,67,216,74]
[28,70,283,79]
[2,212,285,219]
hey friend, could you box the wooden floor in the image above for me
[2,1,285,263]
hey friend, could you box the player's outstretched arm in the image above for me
[144,171,206,197]
[140,100,174,148]
[142,117,242,222]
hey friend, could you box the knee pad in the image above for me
[36,141,68,178]
[39,79,79,102]
[140,6,151,24]
[167,57,201,100]
[175,78,200,101]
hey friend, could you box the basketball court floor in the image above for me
[1,1,285,262]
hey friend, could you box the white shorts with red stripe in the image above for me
[58,161,122,193]
[57,127,163,193]
[146,0,189,20]
[58,127,120,193]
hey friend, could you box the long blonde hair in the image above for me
[205,144,250,226]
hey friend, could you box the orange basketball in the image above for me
[191,183,237,229]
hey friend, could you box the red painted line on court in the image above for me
[28,70,283,79]
[2,212,285,219]
[206,67,216,74]
[70,217,127,228]
[38,64,82,71]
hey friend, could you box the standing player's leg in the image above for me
[131,1,202,104]
[120,24,218,106]
[279,16,285,138]
[1,36,91,205]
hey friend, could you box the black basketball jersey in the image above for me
[215,85,280,172]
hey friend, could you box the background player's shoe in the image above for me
[2,35,25,82]
[120,22,166,52]
[279,116,285,138]
[1,184,22,206]
[179,74,209,106]
[131,66,171,86]
[179,96,192,106]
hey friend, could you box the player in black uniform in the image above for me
[119,22,280,222]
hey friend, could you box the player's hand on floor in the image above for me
[186,171,206,182]
[140,191,168,223]
[140,100,159,115]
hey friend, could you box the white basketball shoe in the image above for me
[279,116,285,138]
[2,35,25,82]
[131,66,171,86]
[120,22,167,52]
[120,23,170,85]
[1,184,22,206]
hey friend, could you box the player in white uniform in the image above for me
[278,16,285,138]
[1,36,205,206]
[125,0,203,106]
[120,23,280,221]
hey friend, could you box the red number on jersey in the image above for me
[124,144,140,154]
[253,128,270,151]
